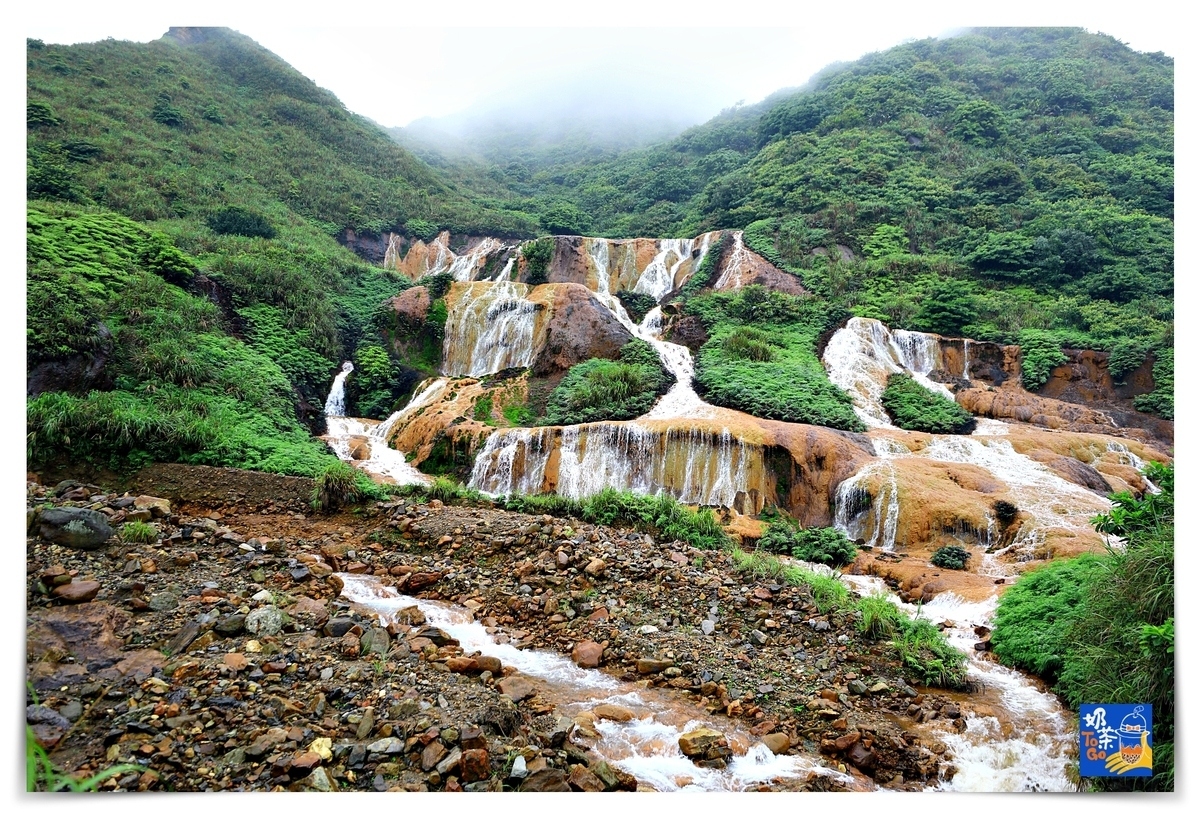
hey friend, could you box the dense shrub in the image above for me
[521,237,555,285]
[688,286,863,431]
[541,339,671,425]
[207,206,276,239]
[992,462,1174,790]
[758,517,857,567]
[1017,330,1068,390]
[311,461,366,510]
[930,544,971,570]
[616,291,658,323]
[880,374,975,434]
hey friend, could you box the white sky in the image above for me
[19,0,1189,130]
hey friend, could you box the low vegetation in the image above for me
[880,374,976,434]
[757,514,858,567]
[686,286,864,431]
[930,544,972,570]
[541,339,672,426]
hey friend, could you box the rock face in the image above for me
[440,282,633,378]
[528,284,634,376]
[37,507,114,550]
[389,286,431,327]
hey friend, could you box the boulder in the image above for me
[571,640,604,668]
[37,507,114,550]
[52,581,101,604]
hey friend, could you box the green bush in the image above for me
[1132,349,1173,419]
[857,593,905,639]
[541,339,671,425]
[521,237,555,285]
[616,291,658,323]
[993,463,1174,790]
[207,206,276,239]
[1018,330,1068,390]
[930,544,971,570]
[688,286,863,431]
[880,374,975,434]
[758,517,857,567]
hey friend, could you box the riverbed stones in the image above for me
[636,658,672,674]
[245,605,283,636]
[592,703,634,722]
[37,507,113,550]
[678,727,730,760]
[763,733,791,754]
[52,580,101,603]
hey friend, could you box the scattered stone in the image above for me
[52,581,101,604]
[245,605,283,636]
[592,703,634,722]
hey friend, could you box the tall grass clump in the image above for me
[311,461,367,510]
[120,521,158,544]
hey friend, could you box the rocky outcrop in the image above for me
[956,387,1118,434]
[339,228,394,264]
[389,286,431,326]
[27,323,114,398]
[529,285,634,376]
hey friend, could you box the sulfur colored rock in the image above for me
[678,727,727,759]
[763,733,791,755]
[592,703,634,722]
[567,764,606,792]
[497,675,536,702]
[636,658,672,674]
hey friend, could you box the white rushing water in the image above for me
[323,361,354,417]
[468,424,765,512]
[338,573,858,792]
[840,577,1076,792]
[442,281,540,377]
[712,231,751,290]
[821,317,954,427]
[320,370,440,486]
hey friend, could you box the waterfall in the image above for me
[633,239,696,302]
[372,378,451,442]
[323,361,354,417]
[383,235,403,269]
[833,438,903,550]
[469,423,766,512]
[962,339,971,380]
[442,281,540,377]
[822,317,954,427]
[447,237,504,282]
[713,231,750,290]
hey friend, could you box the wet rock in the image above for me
[568,763,606,792]
[763,733,790,754]
[678,727,728,759]
[324,617,361,638]
[518,768,570,792]
[592,703,634,722]
[37,507,114,550]
[571,640,604,668]
[846,742,876,771]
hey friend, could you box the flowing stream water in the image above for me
[338,573,863,792]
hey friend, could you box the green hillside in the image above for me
[418,27,1173,407]
[25,27,539,474]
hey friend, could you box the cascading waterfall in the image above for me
[447,237,504,281]
[442,281,540,377]
[323,361,354,417]
[822,318,954,427]
[339,572,857,792]
[320,367,432,486]
[833,438,903,550]
[962,339,971,380]
[712,231,750,290]
[633,239,696,301]
[469,424,766,512]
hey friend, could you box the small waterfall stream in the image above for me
[320,363,432,486]
[338,573,861,792]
